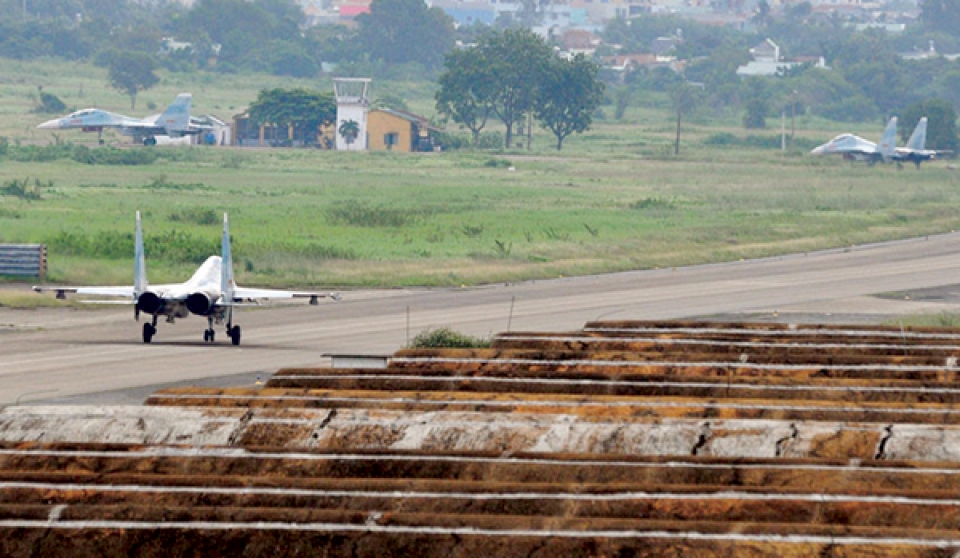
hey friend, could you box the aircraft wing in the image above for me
[232,287,341,304]
[32,285,136,298]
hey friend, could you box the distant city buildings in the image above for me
[291,0,920,35]
[736,38,828,78]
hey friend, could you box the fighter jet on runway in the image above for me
[34,213,340,345]
[811,117,946,168]
[37,93,211,145]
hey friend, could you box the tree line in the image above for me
[4,0,960,133]
[240,30,605,152]
[436,29,604,150]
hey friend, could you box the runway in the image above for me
[3,233,960,405]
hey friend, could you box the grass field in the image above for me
[2,59,959,289]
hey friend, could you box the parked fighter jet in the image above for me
[891,117,946,168]
[36,93,211,145]
[811,117,946,168]
[809,117,898,165]
[33,213,339,345]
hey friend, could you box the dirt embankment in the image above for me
[5,320,960,555]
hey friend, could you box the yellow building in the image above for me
[367,108,435,152]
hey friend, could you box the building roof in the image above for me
[561,29,600,50]
[339,4,370,17]
[371,108,441,132]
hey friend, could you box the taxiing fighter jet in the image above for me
[37,93,211,145]
[34,213,339,345]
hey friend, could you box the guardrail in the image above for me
[0,244,46,278]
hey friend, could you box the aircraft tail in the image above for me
[221,213,235,304]
[906,117,927,151]
[134,211,147,296]
[158,93,192,134]
[878,116,897,159]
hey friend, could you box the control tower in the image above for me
[333,78,370,151]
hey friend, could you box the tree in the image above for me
[535,54,604,150]
[671,82,703,155]
[356,0,455,70]
[901,98,958,152]
[435,48,495,146]
[496,0,544,29]
[339,119,360,146]
[921,0,960,35]
[248,88,336,146]
[751,0,773,29]
[185,0,303,69]
[108,51,159,109]
[260,40,319,78]
[742,78,769,129]
[477,29,555,149]
[934,70,960,108]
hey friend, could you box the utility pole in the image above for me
[526,112,532,151]
[789,90,797,151]
[781,111,786,152]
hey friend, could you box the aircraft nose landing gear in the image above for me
[204,316,216,343]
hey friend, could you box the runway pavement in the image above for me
[3,233,960,405]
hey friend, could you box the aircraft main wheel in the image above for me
[142,323,155,343]
[230,325,241,346]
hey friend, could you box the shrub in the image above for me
[72,146,158,165]
[483,158,512,168]
[702,133,818,151]
[143,175,208,190]
[408,328,490,348]
[9,143,73,162]
[630,197,675,210]
[326,203,423,228]
[0,178,49,200]
[48,229,219,263]
[432,130,503,151]
[169,208,218,225]
[34,92,66,114]
[433,131,469,150]
[477,131,504,150]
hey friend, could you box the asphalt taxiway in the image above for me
[3,233,960,405]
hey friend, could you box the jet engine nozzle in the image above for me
[186,292,216,316]
[136,292,165,315]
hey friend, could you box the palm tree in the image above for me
[338,119,360,146]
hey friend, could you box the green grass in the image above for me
[885,311,960,329]
[2,59,959,289]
